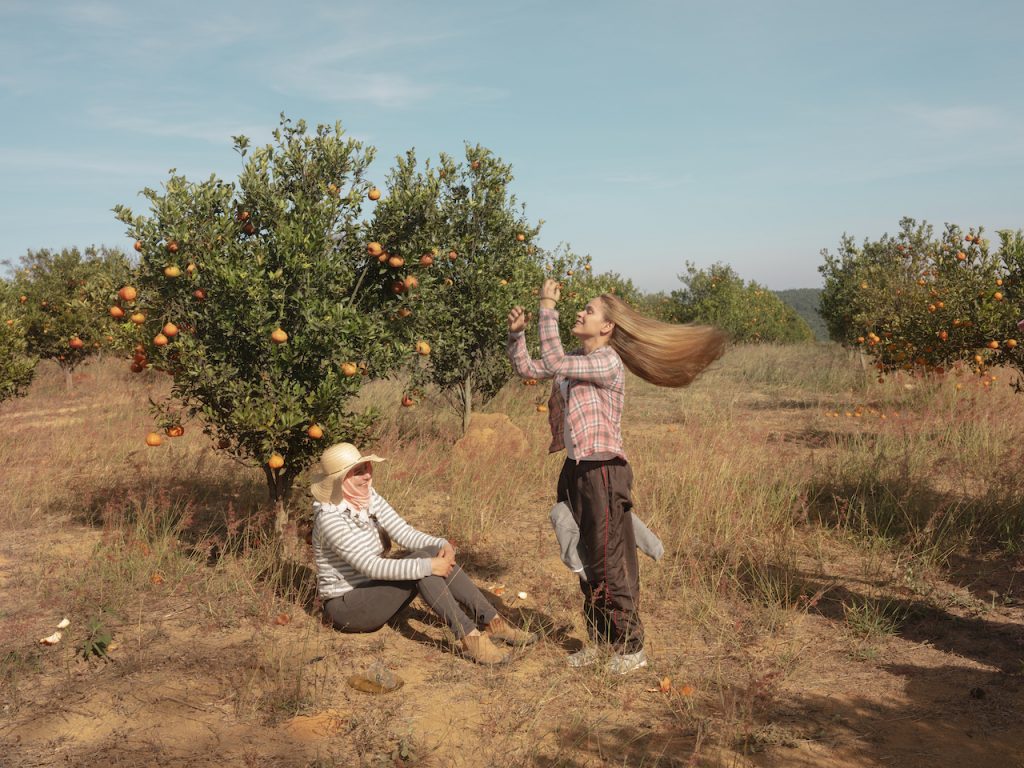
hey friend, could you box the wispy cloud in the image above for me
[0,147,165,177]
[892,102,1007,142]
[602,172,693,189]
[88,106,271,146]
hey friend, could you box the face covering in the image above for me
[341,464,372,512]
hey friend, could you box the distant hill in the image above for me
[774,289,827,341]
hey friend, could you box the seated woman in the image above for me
[310,442,535,665]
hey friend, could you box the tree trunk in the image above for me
[461,372,473,435]
[264,466,294,535]
[63,366,73,393]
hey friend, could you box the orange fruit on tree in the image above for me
[397,307,412,318]
[1006,339,1018,349]
[130,312,146,325]
[186,262,197,274]
[164,265,181,278]
[388,255,405,268]
[109,306,125,319]
[403,275,419,291]
[415,340,431,356]
[153,333,169,347]
[237,210,251,222]
[401,395,415,407]
[368,187,381,201]
[327,183,339,196]
[956,251,967,261]
[133,240,143,252]
[341,362,358,377]
[193,289,206,301]
[419,253,434,266]
[988,340,1000,349]
[162,323,178,337]
[69,337,84,349]
[118,285,137,302]
[166,425,184,438]
[516,233,525,242]
[145,432,162,447]
[307,424,324,439]
[130,360,146,373]
[994,291,1004,301]
[536,404,548,413]
[270,328,288,344]
[243,221,256,235]
[268,453,285,470]
[367,242,383,257]
[166,241,179,254]
[448,249,458,262]
[390,280,406,295]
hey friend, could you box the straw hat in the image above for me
[309,442,386,504]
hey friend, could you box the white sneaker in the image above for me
[607,648,647,675]
[566,647,602,668]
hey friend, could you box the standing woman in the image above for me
[507,280,726,673]
[310,442,536,665]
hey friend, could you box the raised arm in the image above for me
[506,305,550,380]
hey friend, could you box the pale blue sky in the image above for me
[2,0,1022,292]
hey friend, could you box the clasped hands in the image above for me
[507,279,562,333]
[431,542,457,578]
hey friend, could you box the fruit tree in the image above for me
[9,246,132,391]
[671,262,813,343]
[113,116,413,531]
[0,284,36,404]
[366,144,542,433]
[818,217,1024,380]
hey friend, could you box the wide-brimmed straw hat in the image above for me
[309,442,386,504]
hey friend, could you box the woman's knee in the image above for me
[407,545,440,558]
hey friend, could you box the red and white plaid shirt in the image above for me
[507,307,626,460]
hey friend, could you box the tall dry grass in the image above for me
[5,344,1024,766]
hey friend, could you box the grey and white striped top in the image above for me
[312,491,448,600]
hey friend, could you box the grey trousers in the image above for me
[322,547,498,638]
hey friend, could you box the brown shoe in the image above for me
[461,633,510,665]
[485,615,538,647]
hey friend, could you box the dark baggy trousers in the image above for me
[558,457,644,653]
[322,546,497,638]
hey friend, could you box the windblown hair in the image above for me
[600,294,728,387]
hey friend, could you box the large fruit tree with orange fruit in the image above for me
[9,246,132,391]
[113,117,416,530]
[819,217,1024,381]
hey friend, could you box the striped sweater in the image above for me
[312,491,448,600]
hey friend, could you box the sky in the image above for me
[2,0,1022,293]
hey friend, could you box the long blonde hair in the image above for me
[600,294,727,387]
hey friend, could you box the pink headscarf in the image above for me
[341,464,372,513]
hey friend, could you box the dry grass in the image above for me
[3,348,1024,767]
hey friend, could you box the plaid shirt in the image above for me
[507,307,625,460]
